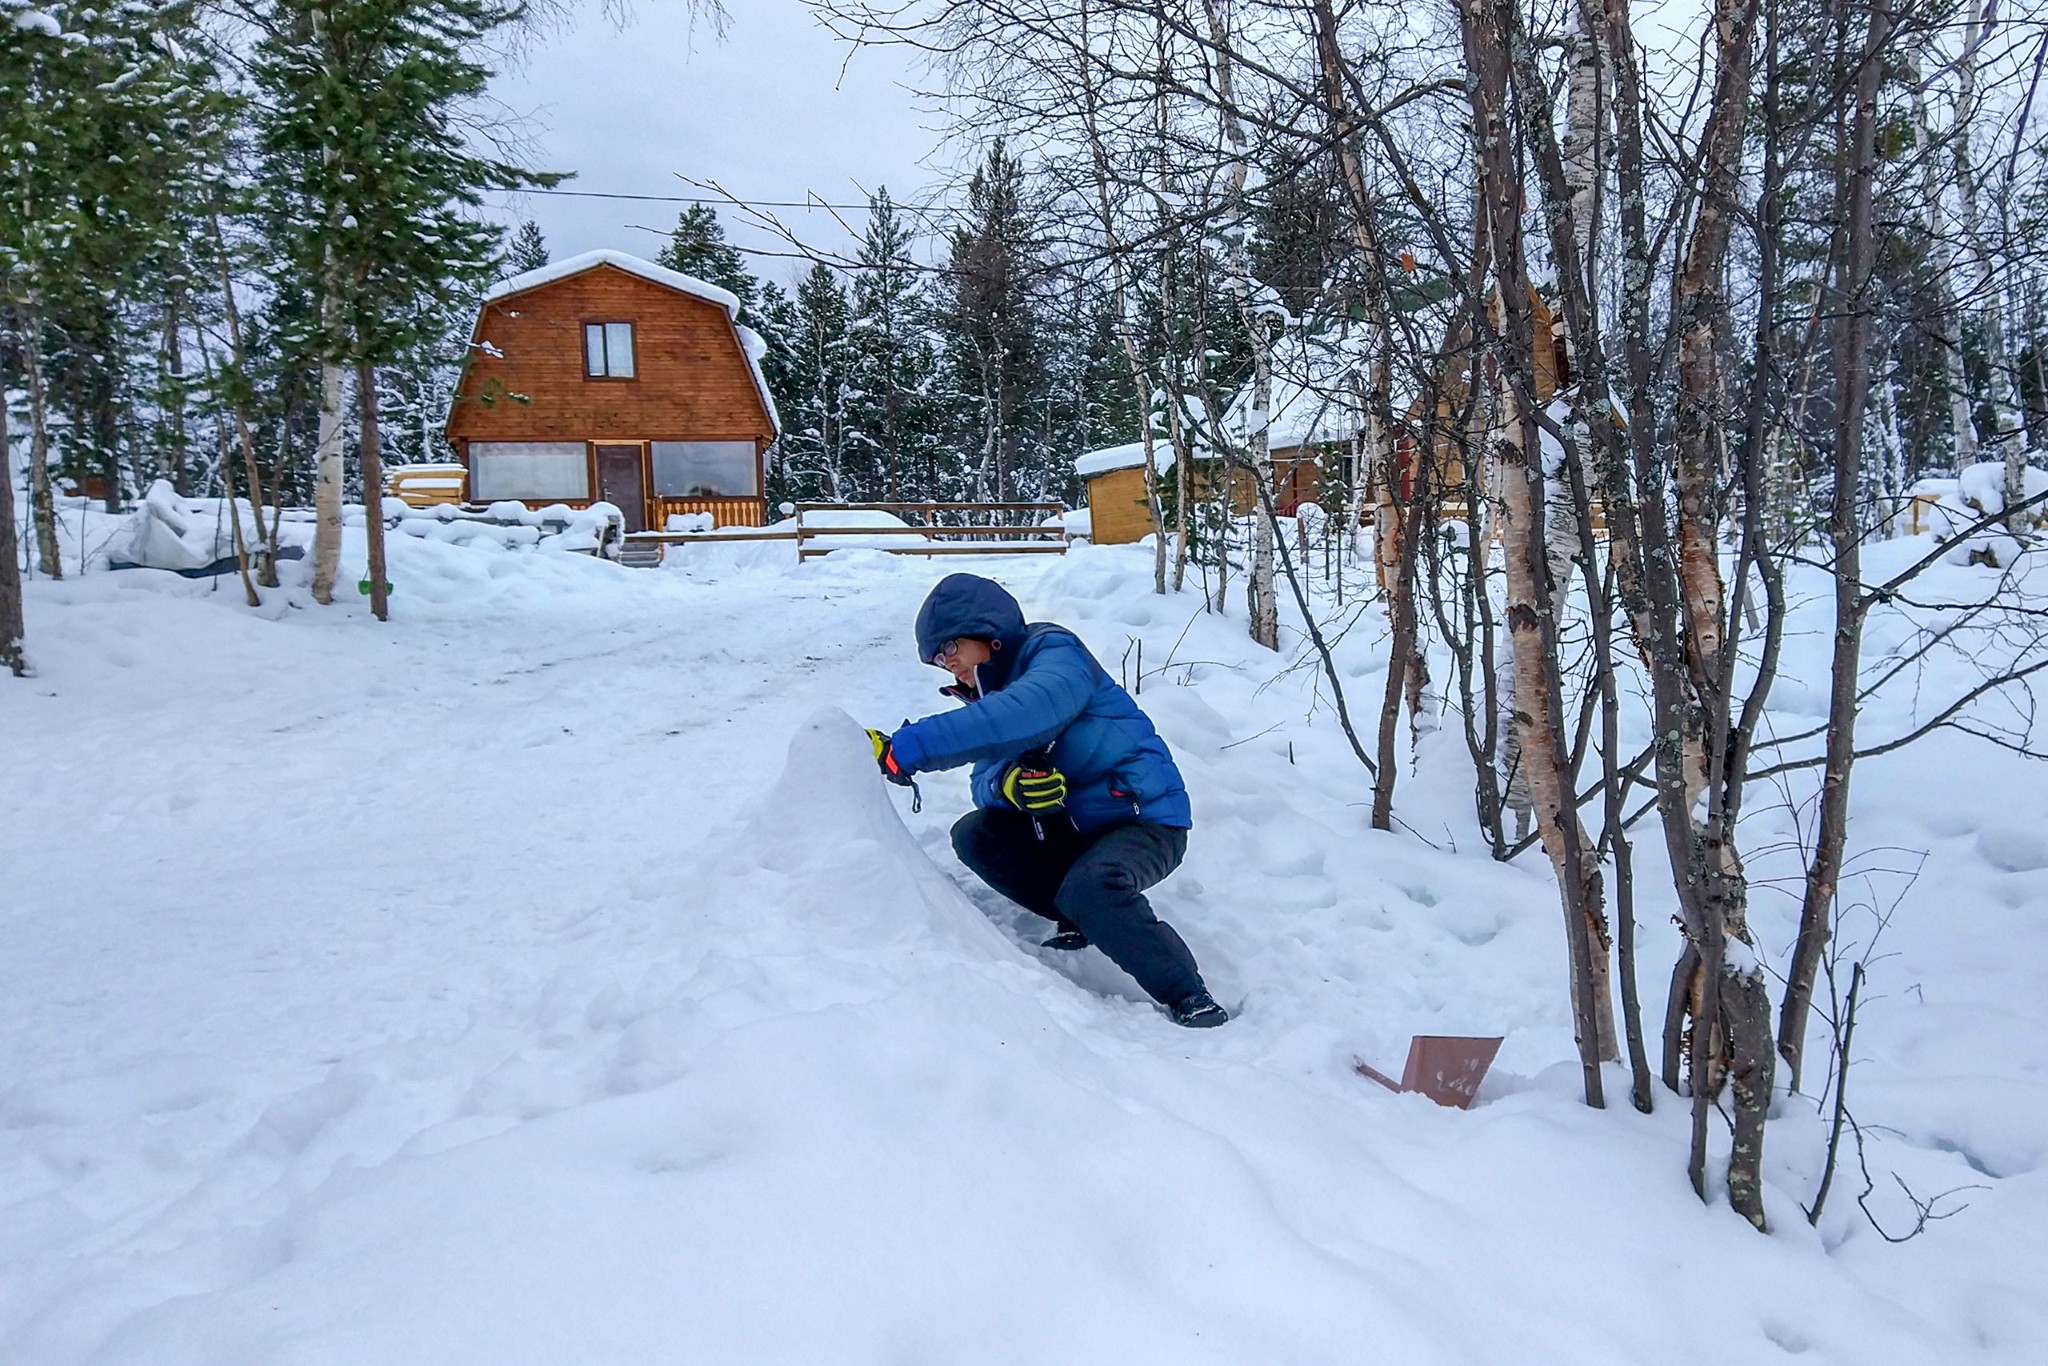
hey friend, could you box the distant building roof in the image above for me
[1221,334,1369,452]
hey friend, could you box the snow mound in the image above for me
[103,481,264,575]
[1978,825,2048,873]
[690,707,1013,957]
[1928,461,2048,567]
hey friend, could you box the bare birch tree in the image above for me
[1,366,25,677]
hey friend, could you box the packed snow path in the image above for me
[3,535,2043,1363]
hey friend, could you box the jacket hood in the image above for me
[914,574,1028,674]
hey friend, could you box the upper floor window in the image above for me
[584,321,635,378]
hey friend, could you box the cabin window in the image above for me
[583,321,635,378]
[651,441,759,498]
[469,441,591,501]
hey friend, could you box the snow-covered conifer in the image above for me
[252,0,560,613]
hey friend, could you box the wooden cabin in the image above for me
[443,250,780,532]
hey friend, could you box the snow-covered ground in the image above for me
[3,504,2044,1363]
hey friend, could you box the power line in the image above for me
[508,186,951,215]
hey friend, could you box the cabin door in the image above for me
[594,443,647,532]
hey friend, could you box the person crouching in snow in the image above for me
[867,573,1229,1028]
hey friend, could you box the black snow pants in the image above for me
[951,807,1205,1007]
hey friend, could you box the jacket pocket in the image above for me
[1106,775,1145,817]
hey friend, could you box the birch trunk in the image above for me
[1498,368,1617,1078]
[1246,356,1279,651]
[1,382,25,675]
[1462,0,1616,1095]
[1312,0,1424,780]
[309,353,346,605]
[1661,0,1773,1231]
[1560,1,1608,314]
[22,316,61,579]
[1202,0,1278,650]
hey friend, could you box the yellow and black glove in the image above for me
[1000,761,1067,813]
[867,728,915,787]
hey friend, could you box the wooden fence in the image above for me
[615,501,1072,567]
[793,502,1070,562]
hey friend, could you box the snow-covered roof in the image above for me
[483,249,742,318]
[1221,334,1369,453]
[1076,441,1177,479]
[735,324,781,435]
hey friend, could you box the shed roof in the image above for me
[1076,440,1177,479]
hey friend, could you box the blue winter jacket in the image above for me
[889,574,1192,832]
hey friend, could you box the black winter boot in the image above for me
[1165,991,1229,1028]
[1041,929,1090,951]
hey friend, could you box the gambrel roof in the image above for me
[475,250,778,432]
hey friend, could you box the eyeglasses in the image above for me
[931,638,964,667]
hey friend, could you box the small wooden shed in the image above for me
[443,250,780,532]
[1077,441,1174,545]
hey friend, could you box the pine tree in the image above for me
[943,140,1044,501]
[505,219,549,276]
[783,262,855,499]
[657,205,758,315]
[751,277,800,505]
[1250,145,1346,320]
[844,189,938,501]
[253,0,559,615]
[2,2,223,526]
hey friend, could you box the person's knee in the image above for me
[1057,863,1149,930]
[951,809,992,864]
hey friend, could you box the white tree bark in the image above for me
[22,312,61,579]
[1559,4,1608,315]
[1911,72,1974,464]
[1,376,26,675]
[1203,0,1278,649]
[308,356,346,605]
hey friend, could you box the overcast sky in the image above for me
[483,1,955,291]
